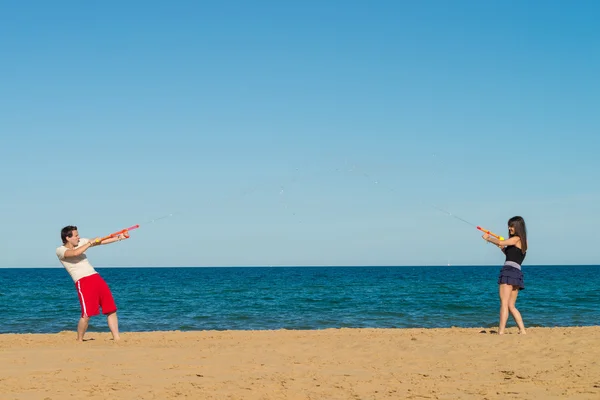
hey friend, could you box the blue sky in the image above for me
[1,1,598,267]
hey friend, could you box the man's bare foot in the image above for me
[518,330,527,335]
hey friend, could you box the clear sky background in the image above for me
[1,1,598,267]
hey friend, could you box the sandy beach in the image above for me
[1,326,599,399]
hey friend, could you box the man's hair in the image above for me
[61,225,78,244]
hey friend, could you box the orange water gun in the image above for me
[477,226,505,241]
[95,224,140,243]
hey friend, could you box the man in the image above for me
[56,225,128,341]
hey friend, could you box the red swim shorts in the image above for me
[75,273,117,317]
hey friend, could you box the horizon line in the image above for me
[1,264,599,269]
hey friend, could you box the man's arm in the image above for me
[63,239,98,258]
[97,234,128,245]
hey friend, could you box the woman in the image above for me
[482,216,528,335]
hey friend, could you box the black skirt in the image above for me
[498,265,525,290]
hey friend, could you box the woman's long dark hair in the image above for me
[508,216,527,253]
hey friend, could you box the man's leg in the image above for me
[97,275,120,341]
[77,316,90,341]
[107,311,120,341]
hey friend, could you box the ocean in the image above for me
[1,265,598,334]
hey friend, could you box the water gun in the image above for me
[95,224,140,243]
[477,226,504,241]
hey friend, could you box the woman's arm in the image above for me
[482,234,520,247]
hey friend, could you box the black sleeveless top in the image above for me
[505,244,526,265]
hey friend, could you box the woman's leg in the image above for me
[498,283,513,334]
[508,287,526,334]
